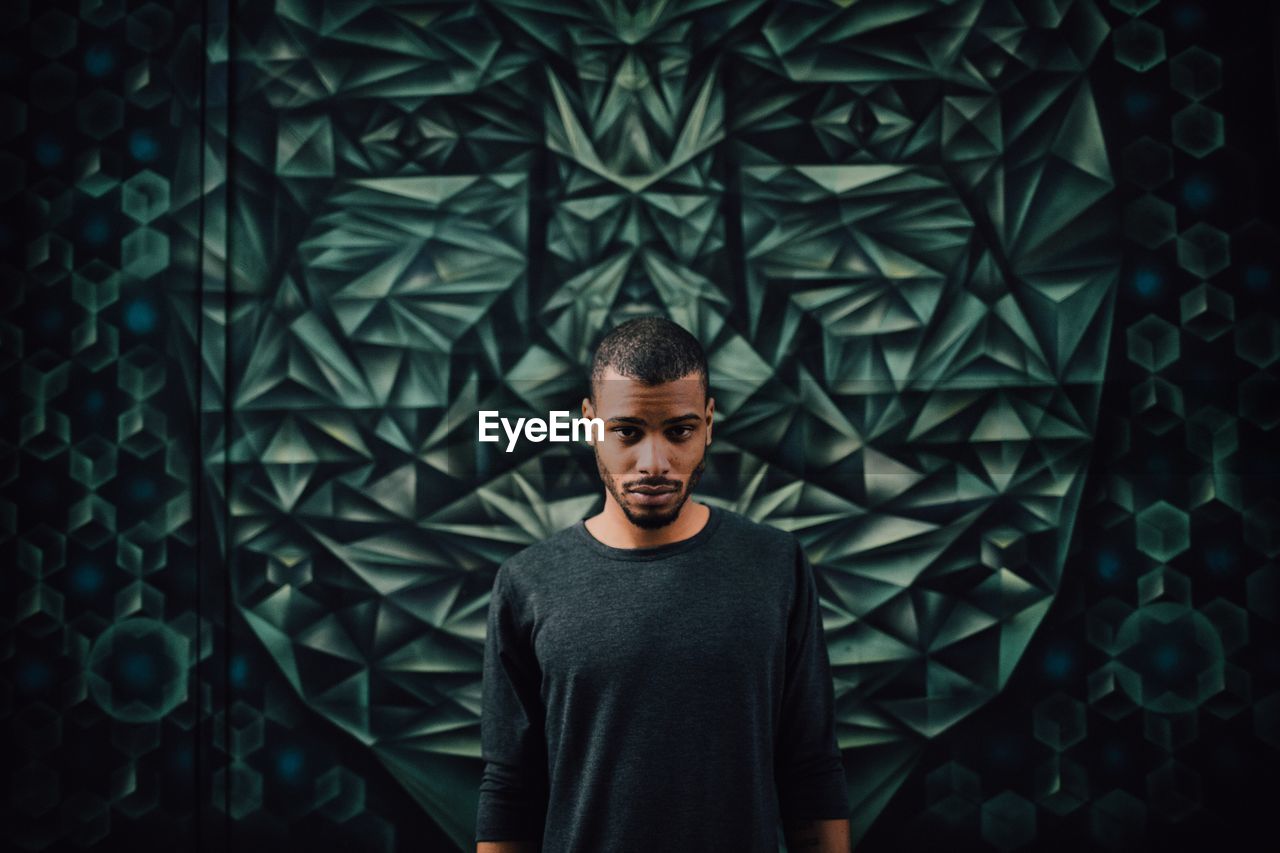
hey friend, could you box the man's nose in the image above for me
[636,437,670,475]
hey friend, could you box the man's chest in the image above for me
[531,564,789,695]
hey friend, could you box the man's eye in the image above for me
[668,427,694,439]
[614,428,638,440]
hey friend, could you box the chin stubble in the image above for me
[595,447,707,531]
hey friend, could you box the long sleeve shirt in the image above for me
[475,503,849,852]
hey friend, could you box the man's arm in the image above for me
[475,565,548,851]
[783,818,851,852]
[774,539,851,853]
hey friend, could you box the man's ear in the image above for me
[705,396,714,445]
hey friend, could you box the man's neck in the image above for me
[585,499,710,549]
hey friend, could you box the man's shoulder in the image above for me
[496,521,582,583]
[713,504,798,553]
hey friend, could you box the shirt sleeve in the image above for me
[774,537,849,823]
[476,563,549,842]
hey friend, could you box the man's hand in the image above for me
[783,818,851,852]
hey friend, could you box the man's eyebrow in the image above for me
[605,413,701,426]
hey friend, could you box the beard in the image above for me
[594,445,708,530]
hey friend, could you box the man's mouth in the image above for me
[627,484,678,505]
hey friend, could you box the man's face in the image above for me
[582,367,714,530]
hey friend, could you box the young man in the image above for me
[475,316,851,852]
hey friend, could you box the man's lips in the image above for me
[627,484,678,505]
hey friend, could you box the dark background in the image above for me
[3,1,1279,851]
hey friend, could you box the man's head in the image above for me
[582,316,714,530]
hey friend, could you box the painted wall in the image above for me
[3,0,1278,850]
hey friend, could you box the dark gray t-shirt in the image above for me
[475,503,849,852]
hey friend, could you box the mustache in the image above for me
[626,479,681,490]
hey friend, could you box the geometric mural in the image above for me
[219,0,1117,846]
[3,0,1278,851]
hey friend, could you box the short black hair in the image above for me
[589,316,709,403]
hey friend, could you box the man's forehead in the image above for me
[593,367,704,407]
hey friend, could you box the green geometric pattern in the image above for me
[202,1,1118,846]
[7,0,1280,850]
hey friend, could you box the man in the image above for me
[476,316,851,853]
